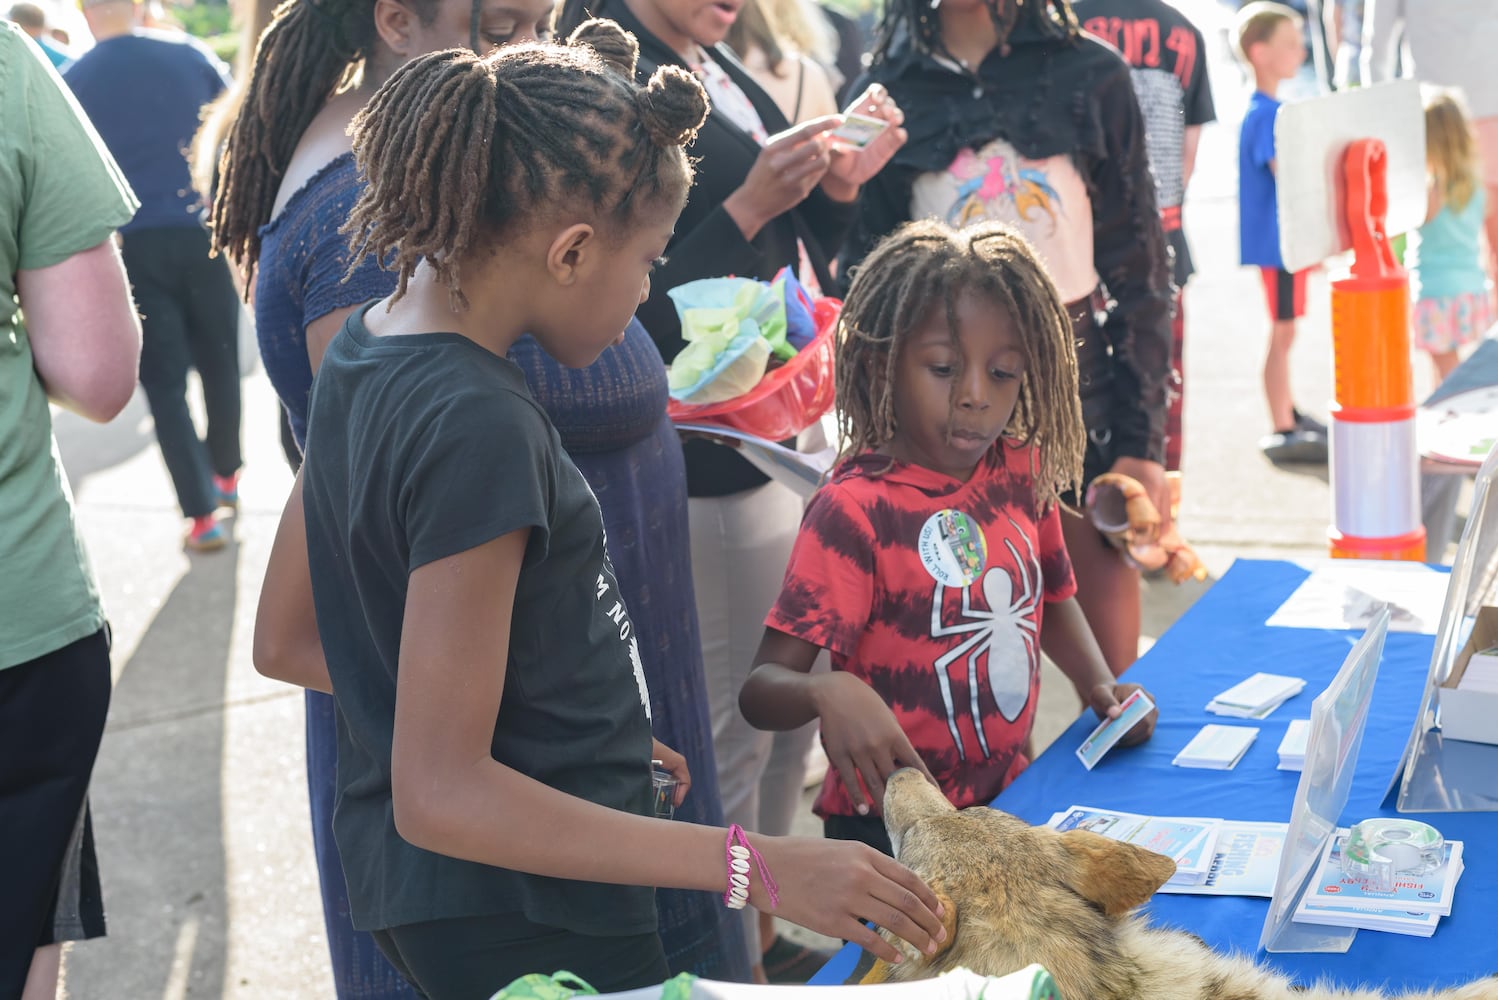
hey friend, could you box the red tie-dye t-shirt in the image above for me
[765,440,1076,817]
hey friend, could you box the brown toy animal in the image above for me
[860,769,1498,1000]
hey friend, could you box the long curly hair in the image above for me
[836,219,1084,510]
[207,0,444,285]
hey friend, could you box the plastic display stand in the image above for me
[1386,443,1498,813]
[1259,610,1389,954]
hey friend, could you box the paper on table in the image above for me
[1173,724,1259,770]
[1265,561,1446,634]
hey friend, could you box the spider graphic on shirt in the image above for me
[929,515,1041,760]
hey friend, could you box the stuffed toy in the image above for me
[1085,473,1206,584]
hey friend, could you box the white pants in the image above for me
[689,481,819,965]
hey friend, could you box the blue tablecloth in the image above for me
[811,558,1498,990]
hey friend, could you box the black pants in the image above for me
[120,226,242,519]
[371,917,669,1000]
[0,628,112,997]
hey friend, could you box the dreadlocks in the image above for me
[869,0,1079,67]
[207,0,447,286]
[341,18,707,310]
[836,219,1084,511]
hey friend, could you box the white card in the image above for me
[1173,724,1259,770]
[1209,672,1305,710]
[1075,690,1156,771]
[829,113,889,149]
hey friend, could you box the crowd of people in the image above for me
[2,0,1494,997]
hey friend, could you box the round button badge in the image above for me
[917,509,988,587]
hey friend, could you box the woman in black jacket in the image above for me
[840,0,1174,684]
[558,0,904,979]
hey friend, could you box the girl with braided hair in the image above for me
[213,0,749,986]
[253,27,948,998]
[556,0,907,976]
[742,219,1158,856]
[839,0,1175,683]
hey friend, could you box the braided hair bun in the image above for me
[636,65,708,147]
[567,17,639,77]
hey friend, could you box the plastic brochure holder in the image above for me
[1386,443,1498,812]
[1259,610,1389,954]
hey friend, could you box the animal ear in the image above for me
[1057,829,1175,917]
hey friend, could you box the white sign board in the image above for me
[1276,80,1426,273]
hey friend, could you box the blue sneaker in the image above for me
[186,515,227,552]
[213,472,239,510]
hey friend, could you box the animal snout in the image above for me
[883,767,956,842]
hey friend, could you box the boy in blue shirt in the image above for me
[1236,1,1327,464]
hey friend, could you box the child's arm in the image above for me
[1040,597,1157,747]
[1426,173,1444,224]
[395,534,946,963]
[253,468,333,694]
[740,629,936,815]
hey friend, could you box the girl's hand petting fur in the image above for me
[816,671,938,815]
[750,832,948,966]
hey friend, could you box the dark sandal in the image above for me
[762,934,834,984]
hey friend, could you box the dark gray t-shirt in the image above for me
[303,305,658,935]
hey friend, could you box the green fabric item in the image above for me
[0,27,138,669]
[658,972,698,1000]
[486,971,599,1000]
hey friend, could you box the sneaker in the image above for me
[1293,409,1328,436]
[1260,427,1328,464]
[213,472,240,510]
[186,515,228,552]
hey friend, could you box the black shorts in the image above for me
[823,813,894,858]
[372,915,668,998]
[0,628,111,994]
[1260,266,1308,321]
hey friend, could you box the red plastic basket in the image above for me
[666,298,841,441]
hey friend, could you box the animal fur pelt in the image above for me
[859,769,1498,1000]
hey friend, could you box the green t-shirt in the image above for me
[0,27,138,669]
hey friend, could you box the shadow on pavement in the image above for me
[66,536,240,1000]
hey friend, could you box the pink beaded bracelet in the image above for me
[723,824,779,911]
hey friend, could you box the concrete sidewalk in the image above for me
[51,1,1434,994]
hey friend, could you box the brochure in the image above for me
[1292,896,1444,937]
[1075,690,1156,771]
[673,423,835,499]
[1172,724,1259,770]
[1159,821,1288,897]
[1301,830,1465,917]
[1047,806,1216,886]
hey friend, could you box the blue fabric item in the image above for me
[507,321,669,455]
[255,154,393,452]
[259,155,743,983]
[1238,91,1282,268]
[813,559,1498,993]
[63,32,227,233]
[1411,188,1490,301]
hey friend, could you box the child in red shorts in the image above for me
[1236,2,1328,464]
